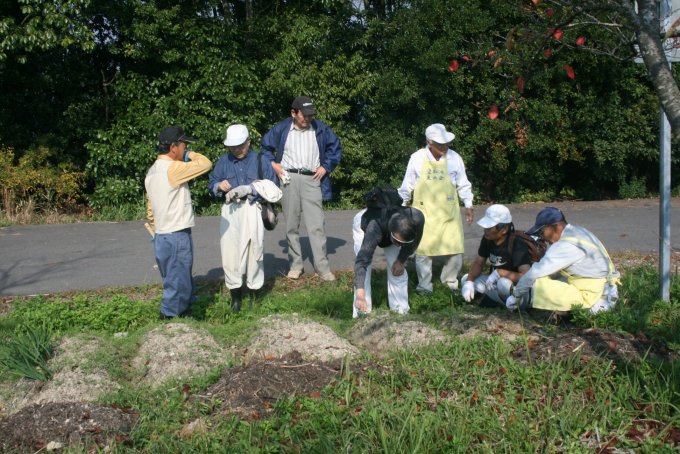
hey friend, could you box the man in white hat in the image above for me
[398,123,474,295]
[208,124,282,312]
[461,204,532,306]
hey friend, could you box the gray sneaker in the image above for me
[319,272,336,282]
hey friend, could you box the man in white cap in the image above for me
[506,207,620,314]
[461,204,532,307]
[208,124,282,312]
[398,123,474,295]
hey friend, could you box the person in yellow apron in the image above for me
[507,207,620,313]
[398,124,474,294]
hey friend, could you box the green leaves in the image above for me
[0,324,54,381]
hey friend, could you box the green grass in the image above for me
[2,264,680,452]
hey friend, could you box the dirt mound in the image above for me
[0,336,120,416]
[347,313,449,355]
[441,307,534,343]
[196,351,340,419]
[245,315,358,362]
[0,402,138,453]
[512,327,679,363]
[132,323,227,386]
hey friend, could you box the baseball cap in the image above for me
[158,126,195,145]
[425,123,455,144]
[526,207,566,235]
[224,124,250,147]
[477,204,512,228]
[291,96,316,116]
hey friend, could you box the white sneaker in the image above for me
[287,269,303,279]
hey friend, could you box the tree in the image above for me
[457,0,680,139]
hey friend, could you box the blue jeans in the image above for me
[154,228,195,317]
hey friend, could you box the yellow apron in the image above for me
[532,235,620,311]
[413,150,464,256]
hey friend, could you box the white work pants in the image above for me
[415,254,462,293]
[220,201,264,290]
[352,210,409,317]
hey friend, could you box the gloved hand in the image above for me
[485,270,501,291]
[505,295,518,311]
[280,170,291,186]
[462,280,475,302]
[225,185,252,203]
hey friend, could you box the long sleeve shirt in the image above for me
[145,151,212,233]
[513,224,614,298]
[208,150,278,201]
[354,207,425,289]
[398,146,473,207]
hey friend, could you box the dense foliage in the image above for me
[0,0,678,216]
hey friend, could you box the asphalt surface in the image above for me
[1,198,678,296]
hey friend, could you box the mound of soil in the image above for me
[196,351,340,419]
[347,313,449,355]
[0,402,138,453]
[245,315,359,362]
[0,336,120,416]
[440,307,536,343]
[132,323,227,386]
[512,327,678,363]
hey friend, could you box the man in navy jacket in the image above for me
[261,96,343,281]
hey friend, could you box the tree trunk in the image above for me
[636,0,680,139]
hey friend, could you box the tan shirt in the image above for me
[145,152,212,233]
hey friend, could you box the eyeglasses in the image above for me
[391,232,415,245]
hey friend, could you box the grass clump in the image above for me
[0,324,54,381]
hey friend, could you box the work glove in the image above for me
[280,170,291,186]
[485,270,501,291]
[225,185,253,203]
[462,280,475,302]
[505,295,518,312]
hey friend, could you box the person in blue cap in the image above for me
[507,207,620,314]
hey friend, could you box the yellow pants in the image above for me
[532,275,606,311]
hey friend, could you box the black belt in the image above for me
[286,168,315,176]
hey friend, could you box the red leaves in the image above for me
[553,29,563,40]
[543,48,552,59]
[488,104,499,120]
[448,59,459,72]
[545,9,555,17]
[517,76,524,94]
[576,36,586,46]
[565,64,575,79]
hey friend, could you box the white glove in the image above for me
[280,170,291,186]
[505,295,518,311]
[462,280,475,302]
[225,185,252,203]
[485,270,501,291]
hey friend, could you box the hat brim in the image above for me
[525,224,543,236]
[178,135,196,143]
[224,138,249,147]
[476,216,498,229]
[299,107,316,116]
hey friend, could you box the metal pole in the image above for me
[659,103,671,302]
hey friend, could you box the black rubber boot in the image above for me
[230,288,242,313]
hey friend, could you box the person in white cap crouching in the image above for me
[208,124,282,312]
[399,123,474,295]
[461,204,532,307]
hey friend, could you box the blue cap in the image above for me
[526,207,566,235]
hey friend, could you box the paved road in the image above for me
[1,198,678,296]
